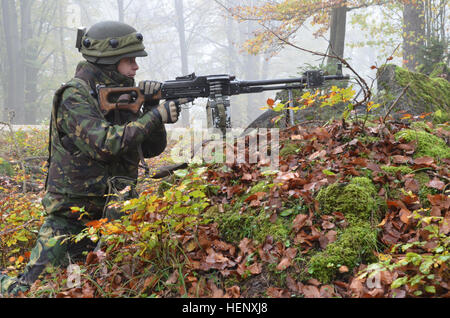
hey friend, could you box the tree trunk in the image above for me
[20,0,38,124]
[174,0,190,127]
[403,2,425,71]
[1,0,26,124]
[327,5,347,68]
[117,0,124,22]
[58,0,68,78]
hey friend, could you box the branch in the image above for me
[261,25,372,109]
[0,218,38,236]
[382,83,411,124]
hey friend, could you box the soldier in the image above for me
[0,21,186,296]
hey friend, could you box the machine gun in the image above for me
[98,65,349,133]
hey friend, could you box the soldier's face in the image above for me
[117,57,139,78]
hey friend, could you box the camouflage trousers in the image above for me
[0,194,103,296]
[0,177,137,296]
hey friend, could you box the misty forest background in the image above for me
[1,0,448,128]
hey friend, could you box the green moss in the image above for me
[410,121,433,133]
[316,177,378,222]
[429,62,449,79]
[414,172,430,187]
[215,207,290,245]
[414,172,437,208]
[307,223,378,283]
[395,129,450,159]
[381,165,414,175]
[394,66,450,113]
[0,157,14,176]
[357,135,381,145]
[280,141,301,157]
[311,177,380,283]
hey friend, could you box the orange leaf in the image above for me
[85,218,108,229]
[266,98,275,108]
[399,208,411,224]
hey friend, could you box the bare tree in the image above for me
[174,0,190,126]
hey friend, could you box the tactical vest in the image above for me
[45,78,136,197]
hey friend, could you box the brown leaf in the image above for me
[413,156,434,166]
[339,265,349,273]
[276,257,292,271]
[391,155,410,164]
[302,285,321,298]
[404,178,420,193]
[379,271,393,285]
[349,278,365,298]
[399,208,412,224]
[364,288,385,298]
[143,275,159,291]
[85,251,99,265]
[319,285,335,298]
[440,212,450,235]
[207,280,224,298]
[266,287,290,298]
[292,214,309,232]
[247,262,262,275]
[325,230,337,244]
[426,178,445,190]
[225,286,241,298]
[166,271,179,285]
[309,149,326,161]
[322,220,335,230]
[81,283,95,298]
[286,275,301,293]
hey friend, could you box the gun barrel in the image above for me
[235,74,349,87]
[236,77,307,86]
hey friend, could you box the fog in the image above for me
[0,0,447,126]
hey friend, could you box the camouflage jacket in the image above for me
[45,61,166,205]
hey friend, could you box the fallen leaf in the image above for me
[399,208,412,224]
[413,156,434,166]
[426,178,445,190]
[391,155,410,164]
[339,265,349,273]
[292,214,309,232]
[309,149,326,161]
[276,257,291,271]
[302,285,320,298]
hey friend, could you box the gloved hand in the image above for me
[139,80,162,107]
[138,80,162,96]
[151,98,190,124]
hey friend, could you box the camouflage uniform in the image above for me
[1,22,167,296]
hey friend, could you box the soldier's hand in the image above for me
[152,98,191,124]
[138,80,162,96]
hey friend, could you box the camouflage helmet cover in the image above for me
[78,21,147,64]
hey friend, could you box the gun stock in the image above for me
[98,87,161,115]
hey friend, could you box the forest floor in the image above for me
[0,116,449,299]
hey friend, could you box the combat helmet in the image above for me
[76,21,147,65]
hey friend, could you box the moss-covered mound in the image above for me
[377,64,450,122]
[308,224,378,283]
[315,177,378,223]
[308,177,380,283]
[395,129,450,159]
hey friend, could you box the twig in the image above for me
[382,83,411,124]
[214,0,371,110]
[0,219,38,236]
